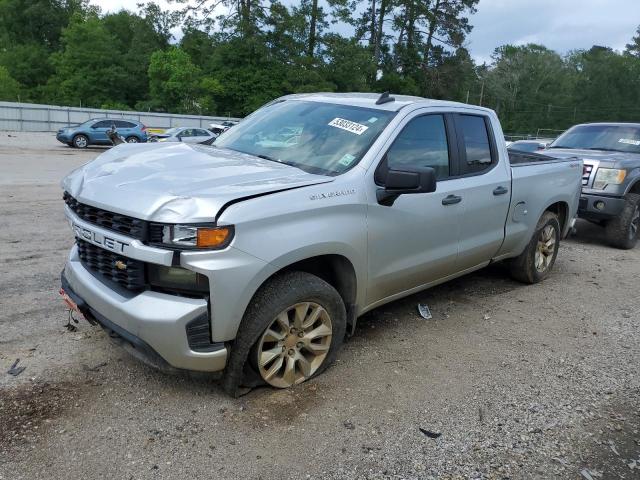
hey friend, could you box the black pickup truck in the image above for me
[544,123,640,249]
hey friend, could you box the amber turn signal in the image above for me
[196,227,232,248]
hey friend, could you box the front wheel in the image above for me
[224,272,346,393]
[605,193,640,249]
[510,211,561,284]
[72,134,88,148]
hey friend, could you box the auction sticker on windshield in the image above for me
[619,138,640,146]
[328,118,369,135]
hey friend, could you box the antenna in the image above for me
[376,91,395,105]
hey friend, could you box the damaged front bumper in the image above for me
[61,246,228,373]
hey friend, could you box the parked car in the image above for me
[208,120,238,135]
[56,118,148,148]
[150,127,216,144]
[59,93,582,394]
[546,122,640,249]
[507,139,553,153]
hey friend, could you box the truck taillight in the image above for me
[141,125,147,131]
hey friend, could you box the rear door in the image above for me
[452,113,512,270]
[192,128,213,143]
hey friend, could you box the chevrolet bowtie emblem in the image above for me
[114,260,127,271]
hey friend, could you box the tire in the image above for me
[510,211,561,284]
[605,193,640,250]
[125,136,139,143]
[72,134,89,149]
[222,271,346,395]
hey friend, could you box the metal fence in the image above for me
[0,101,240,132]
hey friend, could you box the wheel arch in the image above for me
[259,254,359,333]
[626,179,640,195]
[544,200,570,233]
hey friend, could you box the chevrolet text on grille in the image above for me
[72,222,129,253]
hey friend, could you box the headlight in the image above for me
[148,264,209,293]
[593,168,626,189]
[159,224,233,249]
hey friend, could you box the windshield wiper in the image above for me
[585,147,623,152]
[256,154,280,163]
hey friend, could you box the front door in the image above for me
[366,113,463,305]
[90,120,112,143]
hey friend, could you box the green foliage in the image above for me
[45,15,129,107]
[0,65,22,100]
[148,47,202,113]
[0,0,639,135]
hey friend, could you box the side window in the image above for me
[456,115,494,175]
[195,129,209,136]
[114,120,128,128]
[180,129,194,137]
[385,114,450,180]
[91,120,111,129]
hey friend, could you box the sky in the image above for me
[91,0,640,63]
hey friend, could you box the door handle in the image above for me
[493,186,509,196]
[442,194,462,206]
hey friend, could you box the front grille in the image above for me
[582,164,593,186]
[76,239,146,291]
[64,192,147,241]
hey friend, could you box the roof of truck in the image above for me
[573,122,640,127]
[281,92,493,114]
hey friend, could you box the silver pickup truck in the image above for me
[59,93,582,394]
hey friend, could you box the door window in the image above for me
[180,129,194,137]
[385,114,450,180]
[194,129,210,136]
[456,115,495,175]
[91,120,112,129]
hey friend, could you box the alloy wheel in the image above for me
[74,136,87,148]
[535,224,556,272]
[256,302,332,388]
[630,206,640,240]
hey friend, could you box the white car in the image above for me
[152,127,216,144]
[208,121,238,135]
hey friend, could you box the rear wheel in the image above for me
[605,193,640,249]
[72,134,88,149]
[125,136,139,143]
[510,211,560,284]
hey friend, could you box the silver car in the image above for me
[151,127,216,144]
[60,93,582,394]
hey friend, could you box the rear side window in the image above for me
[456,115,494,175]
[195,129,210,136]
[385,114,450,180]
[92,120,112,128]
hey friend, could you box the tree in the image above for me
[626,25,640,58]
[0,66,22,101]
[147,47,202,113]
[46,15,129,107]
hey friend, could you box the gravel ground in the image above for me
[1,132,639,479]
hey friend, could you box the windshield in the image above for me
[549,125,640,154]
[214,100,396,175]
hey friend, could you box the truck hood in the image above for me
[544,148,640,169]
[61,142,333,223]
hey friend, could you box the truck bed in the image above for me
[508,150,578,166]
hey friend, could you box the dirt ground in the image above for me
[0,132,638,479]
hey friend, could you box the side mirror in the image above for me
[376,163,437,206]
